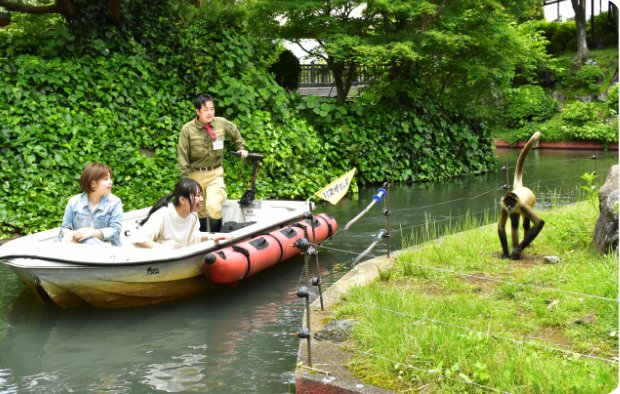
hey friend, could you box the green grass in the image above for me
[334,201,618,393]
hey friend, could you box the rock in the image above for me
[573,313,597,325]
[314,319,356,342]
[577,96,592,103]
[593,165,619,253]
[551,90,565,102]
[544,256,560,264]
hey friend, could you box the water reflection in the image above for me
[0,148,616,393]
[0,256,328,393]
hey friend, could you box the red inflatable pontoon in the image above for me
[202,213,337,284]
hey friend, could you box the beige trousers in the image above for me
[188,167,226,219]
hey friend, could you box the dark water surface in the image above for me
[0,148,617,393]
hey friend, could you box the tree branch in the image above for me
[0,0,76,18]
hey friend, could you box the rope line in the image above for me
[390,188,502,213]
[341,300,618,364]
[382,158,616,215]
[318,243,617,303]
[393,262,618,302]
[392,207,495,234]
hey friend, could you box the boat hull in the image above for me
[8,256,216,308]
[0,200,336,308]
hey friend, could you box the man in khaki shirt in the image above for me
[177,93,248,232]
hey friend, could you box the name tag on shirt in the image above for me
[213,139,224,150]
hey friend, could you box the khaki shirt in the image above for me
[177,117,245,177]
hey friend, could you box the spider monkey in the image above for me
[498,131,545,260]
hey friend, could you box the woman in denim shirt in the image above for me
[59,162,123,246]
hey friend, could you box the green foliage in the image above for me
[0,4,337,236]
[0,2,499,237]
[527,19,577,54]
[254,0,550,115]
[567,121,618,143]
[296,96,496,183]
[580,171,599,211]
[607,84,618,113]
[561,101,599,125]
[573,64,605,91]
[512,102,618,144]
[589,11,619,48]
[502,85,558,128]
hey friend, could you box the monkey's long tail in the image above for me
[513,131,541,189]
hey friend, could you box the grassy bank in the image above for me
[334,201,618,392]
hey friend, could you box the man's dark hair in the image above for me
[193,93,214,110]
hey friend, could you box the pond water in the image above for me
[0,148,617,393]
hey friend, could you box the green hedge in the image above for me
[0,5,496,237]
[296,97,495,183]
[501,85,558,128]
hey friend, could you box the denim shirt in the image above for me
[58,193,124,246]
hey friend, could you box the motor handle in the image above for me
[233,151,263,161]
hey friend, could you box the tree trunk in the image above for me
[330,61,354,103]
[106,0,121,24]
[571,0,589,62]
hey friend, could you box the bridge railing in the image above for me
[299,63,372,87]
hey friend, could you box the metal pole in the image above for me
[385,179,391,259]
[296,286,312,366]
[353,229,388,265]
[307,210,324,311]
[304,292,311,366]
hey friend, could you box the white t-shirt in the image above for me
[132,203,202,247]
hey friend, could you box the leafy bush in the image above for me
[513,101,618,144]
[607,84,618,113]
[297,96,495,183]
[527,19,576,55]
[543,56,573,87]
[568,122,617,143]
[561,101,599,125]
[573,64,605,91]
[502,85,558,128]
[589,12,619,48]
[0,6,340,235]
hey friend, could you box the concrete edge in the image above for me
[294,251,403,394]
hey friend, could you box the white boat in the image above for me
[0,200,337,308]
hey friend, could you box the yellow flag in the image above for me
[314,168,356,205]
